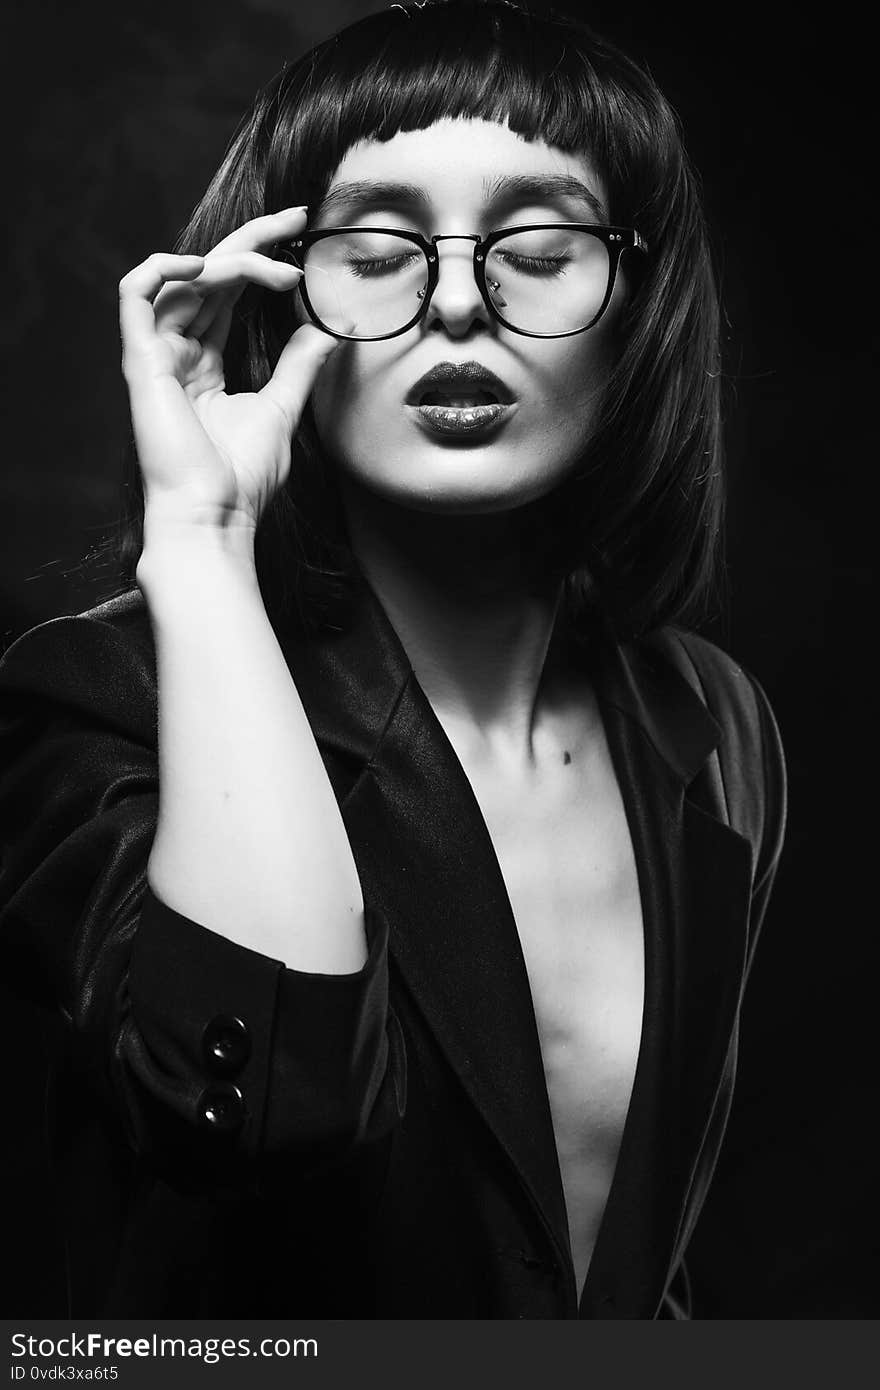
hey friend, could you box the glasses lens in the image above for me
[484,229,611,334]
[301,231,428,338]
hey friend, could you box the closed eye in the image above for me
[494,252,573,277]
[345,252,422,278]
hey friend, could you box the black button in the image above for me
[201,1015,251,1076]
[197,1083,246,1133]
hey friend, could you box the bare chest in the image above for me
[461,744,645,1299]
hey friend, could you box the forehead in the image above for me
[322,117,607,218]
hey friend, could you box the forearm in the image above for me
[136,522,367,974]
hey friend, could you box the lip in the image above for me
[405,359,517,408]
[412,400,514,439]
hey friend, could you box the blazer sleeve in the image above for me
[0,604,406,1188]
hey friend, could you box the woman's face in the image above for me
[303,118,625,515]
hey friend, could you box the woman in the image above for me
[0,0,785,1318]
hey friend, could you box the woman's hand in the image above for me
[119,207,339,537]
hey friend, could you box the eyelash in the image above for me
[344,251,574,278]
[494,252,572,277]
[346,252,422,277]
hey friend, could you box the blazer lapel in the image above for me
[579,632,755,1317]
[279,577,755,1317]
[279,573,573,1273]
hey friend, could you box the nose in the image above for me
[421,235,494,338]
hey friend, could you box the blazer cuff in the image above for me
[120,884,404,1174]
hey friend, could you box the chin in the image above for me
[340,456,567,517]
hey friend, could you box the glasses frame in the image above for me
[279,222,649,342]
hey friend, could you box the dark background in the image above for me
[1,0,871,1317]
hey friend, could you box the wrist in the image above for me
[137,512,260,593]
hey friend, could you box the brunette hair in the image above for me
[90,0,724,639]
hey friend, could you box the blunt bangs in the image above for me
[258,4,671,232]
[93,1,724,641]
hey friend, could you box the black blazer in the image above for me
[0,574,786,1319]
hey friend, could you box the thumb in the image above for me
[260,320,353,429]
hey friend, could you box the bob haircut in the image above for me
[93,0,724,640]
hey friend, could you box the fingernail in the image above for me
[280,205,308,213]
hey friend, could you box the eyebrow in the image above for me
[313,173,607,224]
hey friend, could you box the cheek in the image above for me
[532,335,613,425]
[526,271,624,420]
[291,289,311,337]
[309,344,391,455]
[310,366,350,461]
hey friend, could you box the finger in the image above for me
[151,207,307,338]
[154,252,302,336]
[118,254,205,354]
[205,205,308,259]
[259,322,351,430]
[186,259,300,341]
[199,298,235,365]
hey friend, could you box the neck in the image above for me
[339,477,574,767]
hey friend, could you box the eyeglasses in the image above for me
[279,223,648,341]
